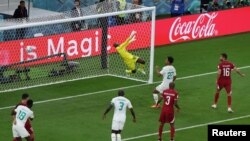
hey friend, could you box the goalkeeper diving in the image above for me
[114,31,146,75]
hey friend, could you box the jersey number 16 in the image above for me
[223,68,230,76]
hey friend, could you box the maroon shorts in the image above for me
[159,111,175,123]
[25,123,34,134]
[217,80,232,94]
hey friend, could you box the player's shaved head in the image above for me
[167,56,174,64]
[221,53,228,60]
[22,93,29,100]
[114,43,120,48]
[169,82,175,89]
[27,99,33,108]
[118,90,125,96]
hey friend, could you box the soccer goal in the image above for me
[0,0,155,93]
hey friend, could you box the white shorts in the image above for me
[112,120,125,131]
[156,83,169,93]
[12,125,30,138]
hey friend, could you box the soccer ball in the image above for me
[26,46,33,53]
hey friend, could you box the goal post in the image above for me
[0,1,156,93]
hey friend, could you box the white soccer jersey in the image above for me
[111,96,133,122]
[156,65,177,93]
[160,65,176,85]
[14,105,34,127]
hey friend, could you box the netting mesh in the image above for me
[0,0,154,92]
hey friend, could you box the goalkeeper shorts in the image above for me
[125,56,139,70]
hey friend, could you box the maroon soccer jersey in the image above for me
[217,61,235,82]
[161,89,178,114]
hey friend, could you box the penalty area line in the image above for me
[0,65,249,111]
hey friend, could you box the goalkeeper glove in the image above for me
[130,30,137,38]
[129,36,136,43]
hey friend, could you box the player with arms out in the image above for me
[152,56,177,108]
[12,99,34,141]
[11,94,35,141]
[103,90,136,141]
[114,31,146,75]
[211,53,245,113]
[157,82,180,141]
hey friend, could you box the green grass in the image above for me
[0,33,250,141]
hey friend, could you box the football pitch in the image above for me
[1,33,250,141]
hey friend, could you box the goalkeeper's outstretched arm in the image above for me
[114,31,137,49]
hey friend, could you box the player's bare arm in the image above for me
[234,67,245,77]
[217,68,222,82]
[155,66,162,76]
[173,76,177,81]
[174,100,180,112]
[103,104,113,120]
[11,109,17,124]
[129,108,136,123]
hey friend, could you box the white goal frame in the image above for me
[0,6,156,93]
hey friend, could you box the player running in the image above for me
[12,99,34,141]
[152,56,177,108]
[113,31,146,75]
[103,90,136,141]
[157,82,180,141]
[11,93,35,141]
[211,53,245,113]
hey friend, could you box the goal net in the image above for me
[0,0,155,92]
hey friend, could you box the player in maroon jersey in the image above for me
[212,53,245,113]
[157,82,180,141]
[11,93,35,141]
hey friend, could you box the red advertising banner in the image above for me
[155,7,250,46]
[0,22,151,65]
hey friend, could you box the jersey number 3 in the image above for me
[119,102,125,111]
[165,96,171,105]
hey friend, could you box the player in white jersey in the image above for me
[12,99,34,141]
[103,90,136,141]
[152,56,177,108]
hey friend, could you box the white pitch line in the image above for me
[123,114,250,141]
[0,65,249,111]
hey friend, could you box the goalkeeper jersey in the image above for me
[116,38,134,61]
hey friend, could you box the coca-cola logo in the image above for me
[169,13,219,42]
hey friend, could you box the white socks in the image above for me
[117,134,121,141]
[111,133,121,141]
[111,133,116,141]
[153,93,158,104]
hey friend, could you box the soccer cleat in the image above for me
[151,104,161,108]
[125,70,132,74]
[157,139,162,141]
[228,108,234,113]
[211,104,217,109]
[138,68,146,75]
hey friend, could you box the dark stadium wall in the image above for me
[32,0,194,15]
